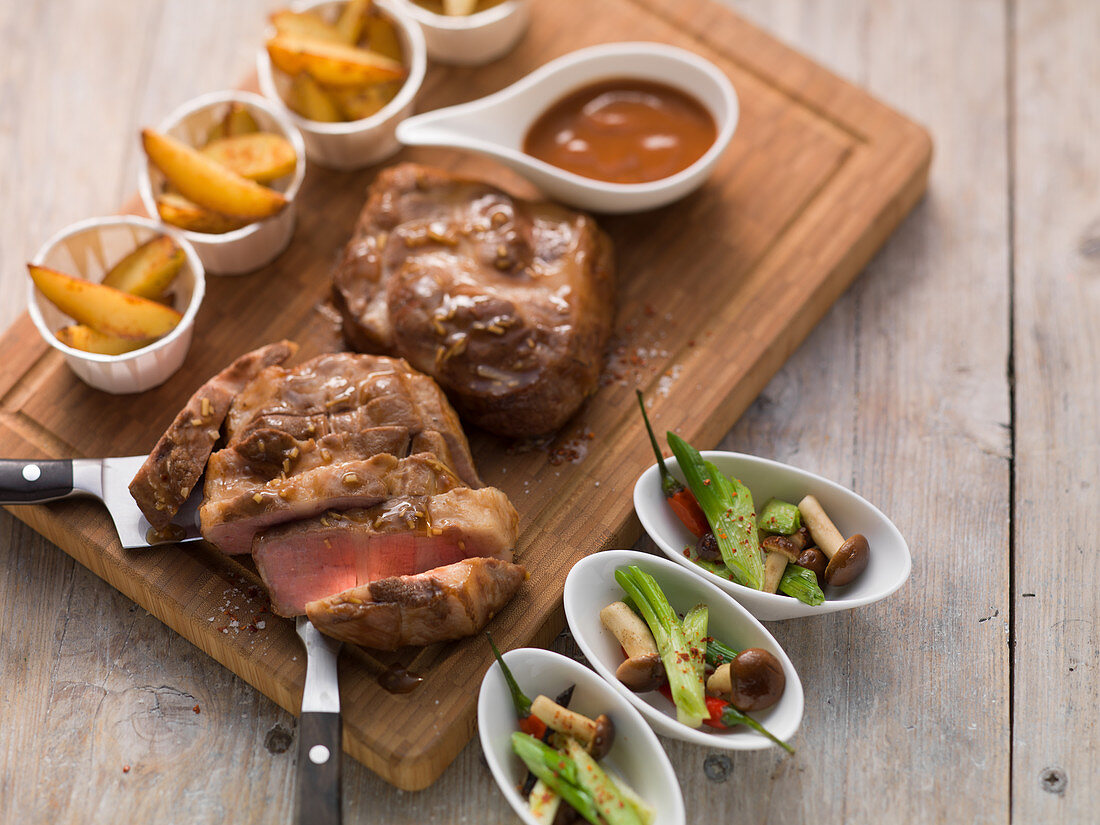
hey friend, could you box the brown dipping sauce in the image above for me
[523,78,717,184]
[378,663,424,694]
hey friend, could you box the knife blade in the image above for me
[0,456,202,549]
[296,615,343,825]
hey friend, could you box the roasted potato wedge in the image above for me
[142,129,288,220]
[288,73,343,122]
[329,81,398,121]
[100,235,185,299]
[56,325,154,355]
[206,102,260,143]
[366,15,402,62]
[155,193,248,235]
[336,0,372,44]
[201,133,298,183]
[443,0,479,15]
[29,264,182,340]
[265,34,406,87]
[270,9,344,42]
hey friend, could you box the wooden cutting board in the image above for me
[0,0,930,790]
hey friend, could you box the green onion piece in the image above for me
[717,705,795,754]
[562,738,646,825]
[758,498,802,535]
[614,566,708,728]
[511,733,602,825]
[636,389,683,498]
[778,565,825,606]
[705,638,740,669]
[487,632,531,717]
[681,603,709,707]
[666,433,764,589]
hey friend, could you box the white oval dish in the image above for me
[394,0,529,66]
[564,549,803,750]
[479,647,685,825]
[396,41,738,213]
[28,216,205,394]
[257,0,427,170]
[138,90,306,276]
[634,451,912,621]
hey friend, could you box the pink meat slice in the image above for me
[305,557,527,650]
[253,486,518,616]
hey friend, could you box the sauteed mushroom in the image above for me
[530,695,616,759]
[798,495,870,586]
[706,648,786,712]
[600,601,667,693]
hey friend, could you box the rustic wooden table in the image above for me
[2,0,1096,822]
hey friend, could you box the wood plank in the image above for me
[1011,0,1100,818]
[646,1,1011,822]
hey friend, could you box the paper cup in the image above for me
[28,216,206,394]
[395,0,529,66]
[257,0,427,170]
[138,91,306,276]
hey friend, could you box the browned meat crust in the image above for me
[305,557,527,649]
[128,340,297,529]
[332,163,616,437]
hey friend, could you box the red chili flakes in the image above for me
[193,705,201,714]
[122,765,131,774]
[702,479,711,486]
[643,303,656,317]
[683,549,691,557]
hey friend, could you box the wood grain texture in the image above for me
[0,0,930,793]
[1011,0,1100,817]
[2,0,1091,821]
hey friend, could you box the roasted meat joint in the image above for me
[332,163,616,437]
[130,346,523,650]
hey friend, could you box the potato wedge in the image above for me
[101,235,185,298]
[366,15,402,62]
[266,34,406,87]
[142,129,288,220]
[201,133,298,183]
[270,9,344,42]
[56,325,154,355]
[288,73,343,122]
[329,81,398,121]
[443,0,478,15]
[156,193,248,235]
[29,264,182,340]
[206,102,260,143]
[336,0,372,44]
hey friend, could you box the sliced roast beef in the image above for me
[332,163,616,437]
[129,340,297,529]
[201,452,463,555]
[304,557,527,650]
[253,487,519,616]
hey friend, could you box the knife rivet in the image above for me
[23,464,41,482]
[309,745,330,765]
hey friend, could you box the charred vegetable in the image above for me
[636,390,709,537]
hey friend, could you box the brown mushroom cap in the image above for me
[615,653,667,693]
[587,714,615,759]
[823,533,869,586]
[729,648,786,712]
[796,546,828,586]
[761,534,799,562]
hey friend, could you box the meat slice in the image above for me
[128,340,297,529]
[253,487,519,616]
[305,557,527,650]
[332,163,616,437]
[201,452,462,555]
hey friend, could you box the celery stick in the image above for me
[778,564,825,605]
[614,566,708,728]
[666,433,764,589]
[511,733,601,825]
[758,498,802,535]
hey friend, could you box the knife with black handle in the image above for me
[296,616,343,825]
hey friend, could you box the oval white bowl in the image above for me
[28,216,205,394]
[396,41,738,213]
[479,647,685,825]
[394,0,529,66]
[634,451,912,621]
[564,549,803,751]
[138,90,307,276]
[257,0,427,170]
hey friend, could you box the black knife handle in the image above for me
[0,459,74,504]
[297,711,342,825]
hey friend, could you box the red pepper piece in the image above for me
[518,715,548,739]
[668,489,710,538]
